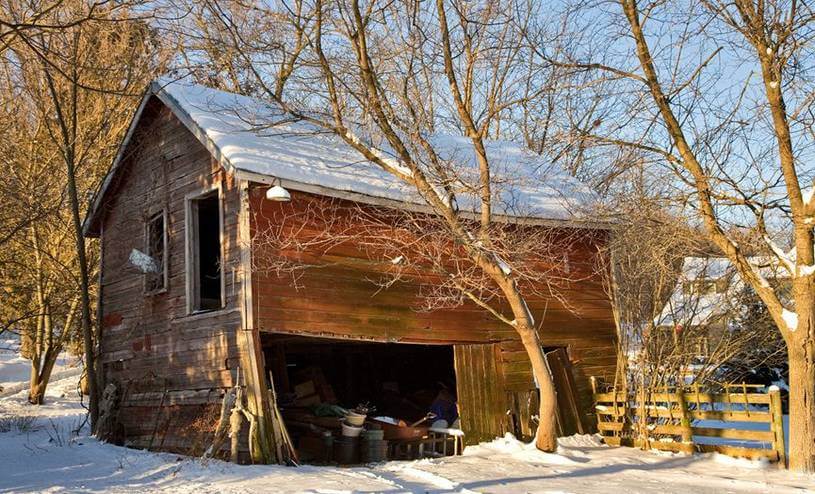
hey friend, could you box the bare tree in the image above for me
[0,52,89,403]
[180,0,599,451]
[0,0,137,54]
[597,171,787,452]
[542,0,815,470]
[2,0,165,421]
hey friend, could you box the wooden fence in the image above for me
[591,378,786,466]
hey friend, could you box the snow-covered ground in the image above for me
[0,337,83,398]
[1,358,814,493]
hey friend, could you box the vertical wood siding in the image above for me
[454,343,507,445]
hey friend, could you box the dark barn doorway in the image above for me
[260,334,459,463]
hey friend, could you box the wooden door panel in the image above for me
[454,343,506,445]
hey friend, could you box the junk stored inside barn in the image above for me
[262,335,460,462]
[83,79,618,465]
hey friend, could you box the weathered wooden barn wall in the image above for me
[249,189,618,440]
[90,98,246,456]
[89,92,617,456]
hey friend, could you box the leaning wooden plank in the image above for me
[204,387,237,459]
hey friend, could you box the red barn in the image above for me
[83,80,617,463]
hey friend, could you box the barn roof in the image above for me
[84,79,601,236]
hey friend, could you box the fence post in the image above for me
[768,386,786,467]
[638,379,650,451]
[590,376,605,433]
[675,387,694,453]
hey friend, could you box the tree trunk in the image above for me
[27,281,45,404]
[516,322,558,451]
[28,361,42,404]
[497,273,559,452]
[28,349,60,405]
[65,146,99,429]
[41,55,99,429]
[787,332,815,471]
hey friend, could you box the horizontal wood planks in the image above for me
[96,99,246,458]
[250,189,618,431]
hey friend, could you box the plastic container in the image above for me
[345,411,367,426]
[360,439,388,463]
[334,437,359,464]
[361,428,385,441]
[341,422,363,437]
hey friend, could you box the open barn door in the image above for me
[455,342,589,448]
[453,343,506,445]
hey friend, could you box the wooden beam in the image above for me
[237,180,277,464]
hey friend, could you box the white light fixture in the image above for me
[265,179,291,202]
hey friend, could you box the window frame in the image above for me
[185,184,226,314]
[143,209,169,295]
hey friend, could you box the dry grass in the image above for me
[0,415,41,433]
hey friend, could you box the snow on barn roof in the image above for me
[84,79,599,236]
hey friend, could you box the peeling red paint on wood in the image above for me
[102,313,123,328]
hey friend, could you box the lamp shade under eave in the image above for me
[266,184,291,202]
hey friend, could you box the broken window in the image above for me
[145,211,167,292]
[188,192,223,312]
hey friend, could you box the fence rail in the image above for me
[591,378,786,467]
